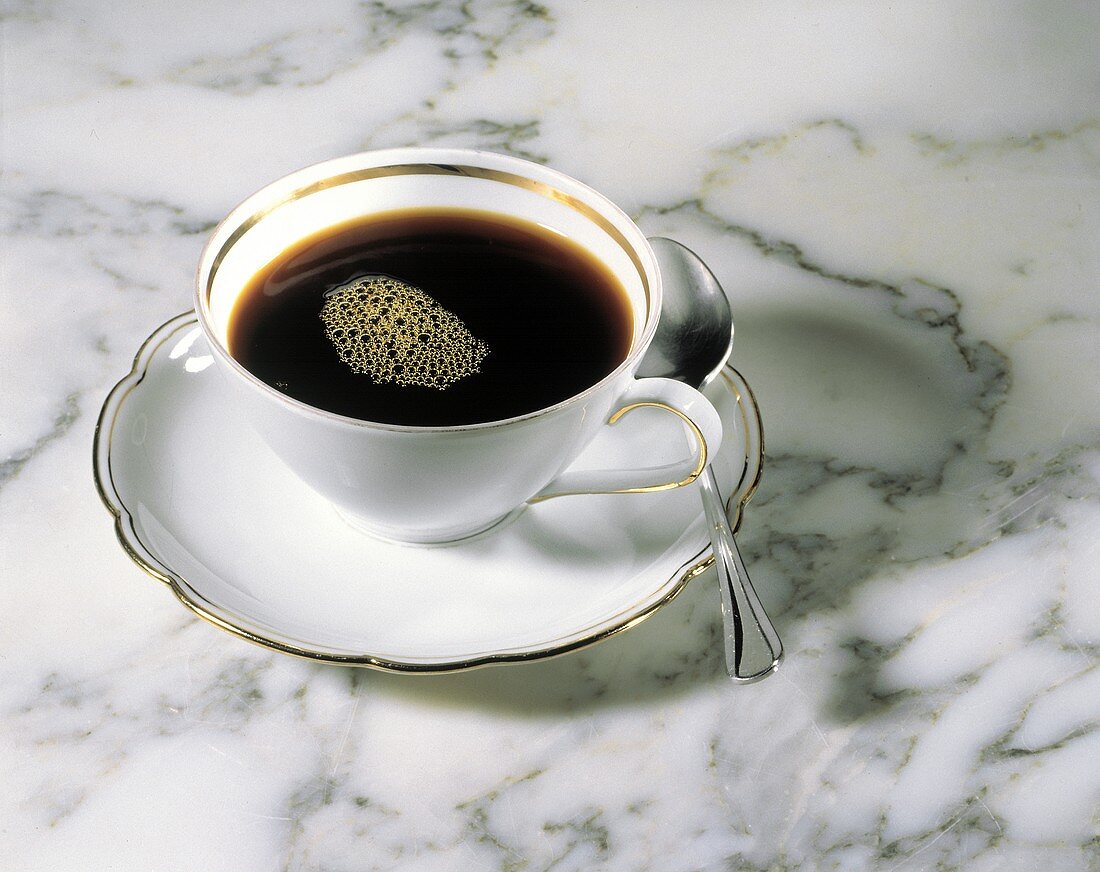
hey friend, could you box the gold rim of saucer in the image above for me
[93,312,764,672]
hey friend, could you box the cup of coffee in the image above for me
[195,148,722,544]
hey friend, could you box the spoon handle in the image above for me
[698,467,782,682]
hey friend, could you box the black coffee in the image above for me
[227,207,634,426]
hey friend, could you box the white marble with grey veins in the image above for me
[3,1,1100,869]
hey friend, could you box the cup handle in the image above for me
[530,377,723,502]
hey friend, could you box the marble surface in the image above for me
[3,1,1099,869]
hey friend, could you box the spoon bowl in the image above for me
[639,239,734,388]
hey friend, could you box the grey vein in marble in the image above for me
[0,392,81,491]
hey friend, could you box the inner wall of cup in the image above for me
[206,174,649,352]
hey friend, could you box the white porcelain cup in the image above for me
[195,148,722,544]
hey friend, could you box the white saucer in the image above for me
[94,313,763,671]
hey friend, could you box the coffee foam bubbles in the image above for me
[319,275,489,390]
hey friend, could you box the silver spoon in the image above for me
[639,237,782,683]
